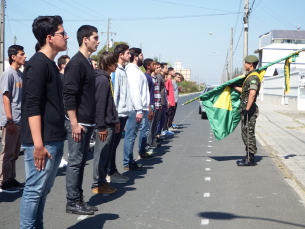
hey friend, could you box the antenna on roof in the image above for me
[297,25,301,31]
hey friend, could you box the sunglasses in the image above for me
[51,31,68,38]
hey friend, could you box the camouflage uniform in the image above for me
[240,71,260,155]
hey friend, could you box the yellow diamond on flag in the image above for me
[213,86,232,111]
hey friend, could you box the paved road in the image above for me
[1,93,305,228]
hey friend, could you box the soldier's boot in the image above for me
[236,149,248,164]
[236,153,255,166]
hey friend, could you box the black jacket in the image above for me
[63,51,95,124]
[21,52,65,144]
[95,69,119,131]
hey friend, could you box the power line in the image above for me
[151,0,239,13]
[112,12,241,21]
[233,0,243,39]
[233,25,243,55]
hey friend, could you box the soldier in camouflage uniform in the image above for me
[231,55,260,166]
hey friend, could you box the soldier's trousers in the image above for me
[241,107,259,155]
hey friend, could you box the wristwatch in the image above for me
[7,120,13,124]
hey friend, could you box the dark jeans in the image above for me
[157,105,167,135]
[107,116,128,175]
[168,103,177,127]
[65,120,94,204]
[92,126,115,188]
[146,107,161,150]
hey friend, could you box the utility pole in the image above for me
[243,0,249,74]
[226,50,229,82]
[101,18,116,51]
[0,0,5,75]
[140,43,142,49]
[14,35,16,45]
[230,27,233,79]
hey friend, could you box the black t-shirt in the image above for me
[63,51,95,125]
[21,52,66,144]
[60,73,64,90]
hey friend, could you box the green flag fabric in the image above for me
[200,76,245,141]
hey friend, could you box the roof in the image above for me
[260,30,305,40]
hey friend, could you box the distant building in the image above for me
[255,29,305,78]
[173,61,191,81]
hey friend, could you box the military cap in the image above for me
[244,55,259,63]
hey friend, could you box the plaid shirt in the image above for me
[152,75,161,109]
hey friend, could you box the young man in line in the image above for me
[171,73,184,128]
[63,25,100,215]
[20,16,68,228]
[57,54,70,168]
[168,72,181,131]
[156,62,172,137]
[107,44,132,183]
[0,45,26,193]
[92,52,120,194]
[123,48,153,171]
[91,59,98,69]
[144,59,161,154]
[162,67,175,135]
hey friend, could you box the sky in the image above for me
[4,0,305,85]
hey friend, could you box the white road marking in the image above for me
[209,141,212,142]
[206,159,211,162]
[208,146,212,147]
[205,168,210,171]
[77,215,88,221]
[210,133,212,135]
[201,219,209,225]
[204,193,210,197]
[205,177,211,181]
[209,137,212,138]
[207,151,211,154]
[257,197,264,198]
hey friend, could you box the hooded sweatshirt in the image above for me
[125,63,150,114]
[95,69,119,131]
[113,63,133,117]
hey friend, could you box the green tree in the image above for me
[179,80,201,93]
[231,67,243,78]
[91,41,129,61]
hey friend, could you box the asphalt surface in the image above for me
[1,93,305,228]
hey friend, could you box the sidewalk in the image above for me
[256,101,305,198]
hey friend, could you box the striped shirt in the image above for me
[152,75,161,109]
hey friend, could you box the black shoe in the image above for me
[236,159,255,166]
[81,196,98,212]
[152,142,161,147]
[66,201,94,215]
[124,161,143,171]
[0,181,19,193]
[156,137,164,142]
[138,153,154,160]
[10,179,25,190]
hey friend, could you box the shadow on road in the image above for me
[198,211,305,228]
[67,213,119,229]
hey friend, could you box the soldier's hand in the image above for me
[242,109,250,125]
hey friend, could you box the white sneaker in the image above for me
[106,175,110,183]
[59,157,67,168]
[109,172,127,183]
[115,171,129,181]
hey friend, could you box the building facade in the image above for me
[173,61,191,81]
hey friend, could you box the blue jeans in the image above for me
[92,126,115,188]
[157,105,167,135]
[20,141,64,229]
[65,120,94,204]
[123,110,149,166]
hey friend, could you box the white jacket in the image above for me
[125,63,150,113]
[114,64,133,117]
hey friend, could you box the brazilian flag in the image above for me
[182,50,303,141]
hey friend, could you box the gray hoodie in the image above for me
[114,63,133,117]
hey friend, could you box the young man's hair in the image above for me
[98,51,118,71]
[129,47,142,63]
[168,67,174,72]
[32,16,63,47]
[114,44,129,58]
[77,25,98,47]
[160,62,167,69]
[252,61,258,69]
[155,62,160,66]
[8,45,24,65]
[57,55,70,70]
[143,58,154,71]
[35,42,41,52]
[179,74,184,81]
[175,72,180,77]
